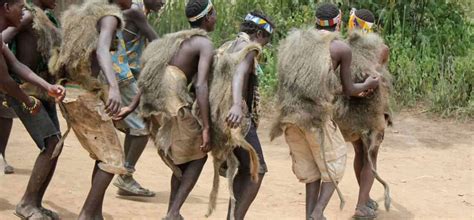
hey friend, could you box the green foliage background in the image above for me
[149,0,473,118]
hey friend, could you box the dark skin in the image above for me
[78,1,133,218]
[225,30,271,220]
[306,24,380,220]
[160,9,216,220]
[352,32,390,217]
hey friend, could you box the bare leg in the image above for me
[167,174,181,213]
[230,173,264,220]
[305,180,321,219]
[16,136,60,218]
[311,182,336,220]
[356,144,380,208]
[166,156,207,219]
[78,161,114,220]
[352,139,364,186]
[0,117,13,174]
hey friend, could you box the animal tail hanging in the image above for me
[206,130,260,218]
[364,134,391,211]
[206,158,223,217]
[319,127,345,210]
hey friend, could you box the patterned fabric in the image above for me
[316,9,342,27]
[124,0,148,77]
[348,8,374,33]
[110,31,134,82]
[244,13,273,34]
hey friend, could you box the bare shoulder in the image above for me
[192,35,214,50]
[123,7,146,21]
[20,10,34,27]
[330,39,351,58]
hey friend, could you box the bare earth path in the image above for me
[1,111,473,219]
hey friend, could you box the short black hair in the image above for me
[240,10,275,37]
[355,9,375,23]
[315,3,339,31]
[185,0,211,28]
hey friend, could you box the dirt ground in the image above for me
[0,110,473,220]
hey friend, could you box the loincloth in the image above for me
[147,66,206,170]
[61,84,126,175]
[283,120,347,183]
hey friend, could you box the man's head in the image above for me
[109,0,132,10]
[315,3,341,32]
[185,0,216,32]
[240,10,275,46]
[1,0,24,28]
[144,0,165,12]
[348,9,375,33]
[35,0,57,10]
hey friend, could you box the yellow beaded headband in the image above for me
[348,8,374,33]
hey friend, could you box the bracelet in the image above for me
[22,96,39,114]
[2,100,9,108]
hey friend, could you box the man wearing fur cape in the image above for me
[270,3,379,220]
[128,0,216,219]
[2,0,65,218]
[48,0,135,218]
[334,8,393,219]
[207,10,274,220]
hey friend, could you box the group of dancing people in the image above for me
[0,0,392,219]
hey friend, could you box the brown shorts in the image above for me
[284,120,347,183]
[61,86,126,175]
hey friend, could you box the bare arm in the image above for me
[2,11,33,44]
[127,8,157,41]
[195,38,214,152]
[97,15,121,115]
[332,40,379,97]
[3,43,52,94]
[226,50,256,128]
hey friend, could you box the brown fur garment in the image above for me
[48,0,123,91]
[270,28,340,139]
[334,30,394,211]
[334,31,393,142]
[137,29,208,118]
[29,5,61,62]
[206,39,262,217]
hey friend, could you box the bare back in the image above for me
[169,35,213,84]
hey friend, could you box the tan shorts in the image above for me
[284,120,347,183]
[61,86,126,175]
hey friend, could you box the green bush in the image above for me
[150,0,473,118]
